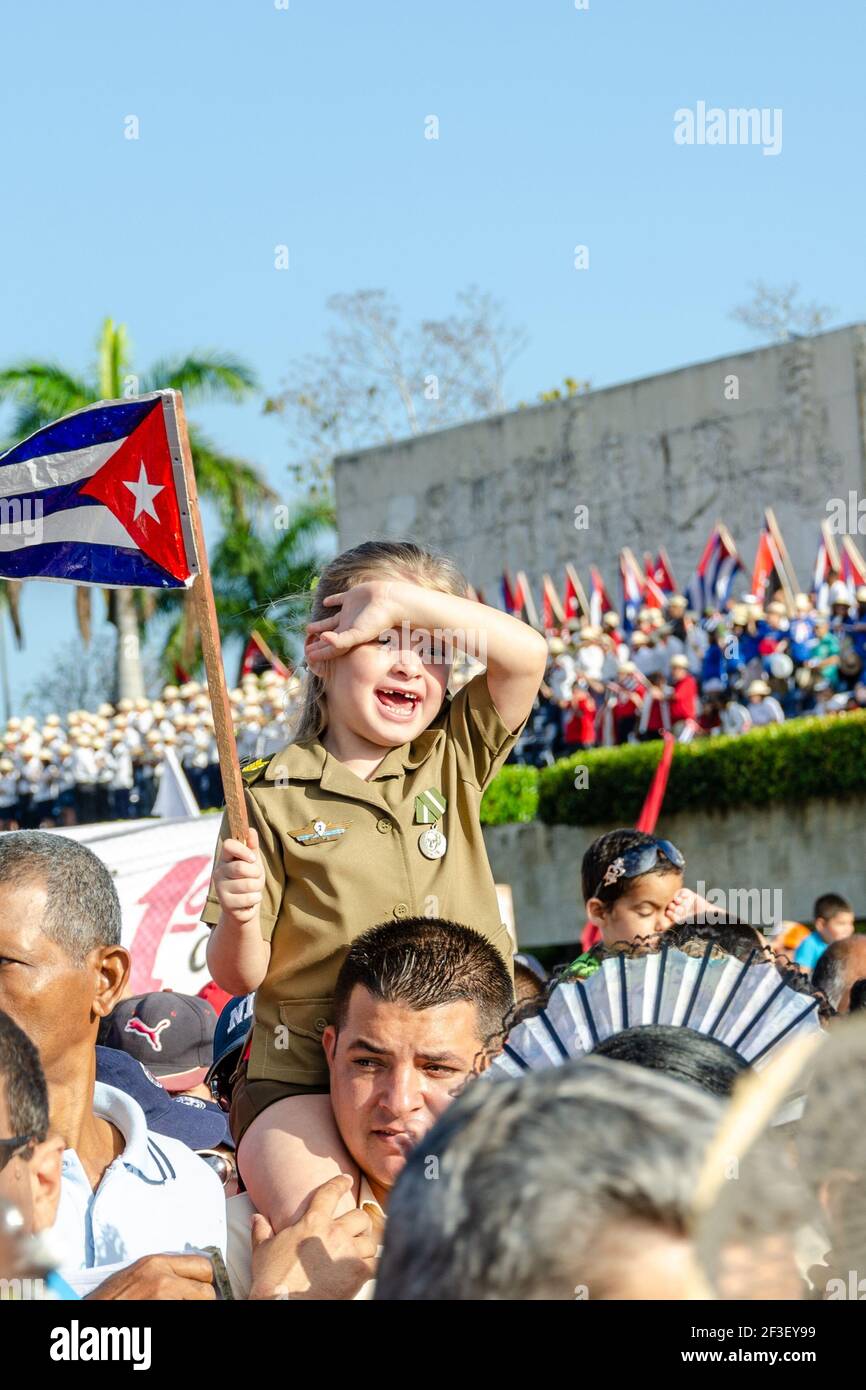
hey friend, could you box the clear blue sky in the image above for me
[2,0,863,708]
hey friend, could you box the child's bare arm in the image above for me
[205,828,271,994]
[238,1095,358,1232]
[307,579,548,734]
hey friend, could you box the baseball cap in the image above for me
[95,1045,229,1149]
[205,993,255,1090]
[103,991,217,1092]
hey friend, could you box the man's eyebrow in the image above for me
[346,1037,392,1055]
[346,1038,465,1064]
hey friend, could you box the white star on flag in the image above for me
[123,462,164,522]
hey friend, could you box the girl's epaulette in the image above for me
[241,757,269,784]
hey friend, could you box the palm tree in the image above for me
[0,318,273,700]
[158,500,335,679]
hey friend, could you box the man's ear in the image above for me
[91,944,131,1020]
[585,896,608,929]
[28,1133,64,1235]
[321,1024,337,1069]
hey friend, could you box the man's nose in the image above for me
[377,1064,424,1117]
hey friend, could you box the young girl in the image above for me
[203,540,547,1230]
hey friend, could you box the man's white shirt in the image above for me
[53,1081,226,1293]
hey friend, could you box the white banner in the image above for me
[54,816,221,996]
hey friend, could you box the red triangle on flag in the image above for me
[80,401,192,582]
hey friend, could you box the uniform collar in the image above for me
[264,723,445,784]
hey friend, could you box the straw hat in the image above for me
[117,698,135,713]
[670,654,690,669]
[747,679,771,698]
[667,594,687,610]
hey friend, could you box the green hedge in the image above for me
[479,710,866,827]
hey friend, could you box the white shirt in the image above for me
[53,1082,226,1291]
[748,696,785,726]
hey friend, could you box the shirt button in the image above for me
[393,902,410,918]
[314,1017,328,1033]
[376,818,392,834]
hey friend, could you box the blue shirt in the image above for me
[794,930,829,970]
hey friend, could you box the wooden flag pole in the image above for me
[174,393,249,843]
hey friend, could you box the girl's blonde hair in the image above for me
[290,540,469,743]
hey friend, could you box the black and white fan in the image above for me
[490,941,823,1080]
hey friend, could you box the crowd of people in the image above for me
[0,539,863,1306]
[1,826,862,1304]
[0,670,303,829]
[5,580,866,827]
[514,581,866,764]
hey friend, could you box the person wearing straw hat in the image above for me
[745,679,784,726]
[0,756,19,829]
[667,654,698,734]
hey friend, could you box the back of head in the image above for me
[292,540,469,742]
[592,1024,749,1098]
[375,1056,722,1300]
[0,1008,49,1143]
[332,917,513,1045]
[0,830,121,963]
[814,891,852,924]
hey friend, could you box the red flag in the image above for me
[563,564,588,622]
[239,630,291,683]
[541,574,564,632]
[589,566,613,626]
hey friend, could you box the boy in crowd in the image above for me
[794,892,856,971]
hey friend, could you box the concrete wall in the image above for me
[335,325,866,603]
[482,797,866,949]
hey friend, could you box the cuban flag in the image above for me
[619,548,645,632]
[686,523,743,614]
[0,391,198,589]
[813,522,840,612]
[648,548,677,596]
[588,566,613,628]
[840,535,866,592]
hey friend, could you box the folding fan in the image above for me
[490,941,823,1079]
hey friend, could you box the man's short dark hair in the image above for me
[0,831,121,964]
[332,918,513,1043]
[0,1009,49,1143]
[814,892,852,924]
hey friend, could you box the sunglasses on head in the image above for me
[592,838,685,902]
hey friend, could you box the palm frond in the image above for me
[141,353,257,402]
[0,364,92,434]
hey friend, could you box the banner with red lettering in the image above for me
[54,818,221,996]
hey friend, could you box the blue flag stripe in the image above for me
[0,397,159,468]
[0,540,184,588]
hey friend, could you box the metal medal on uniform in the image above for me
[415,789,447,860]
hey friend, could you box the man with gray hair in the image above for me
[0,830,226,1296]
[375,1057,723,1300]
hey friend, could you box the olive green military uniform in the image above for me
[202,672,523,1141]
